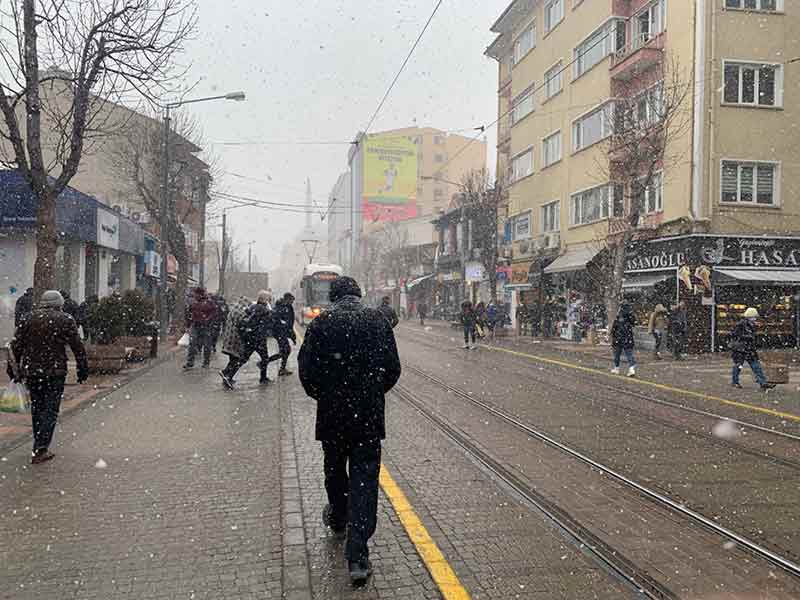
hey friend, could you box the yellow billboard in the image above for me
[362,134,418,222]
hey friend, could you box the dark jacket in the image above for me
[460,307,476,328]
[730,318,758,361]
[378,303,399,329]
[210,296,228,333]
[273,300,296,340]
[298,295,401,441]
[189,296,219,327]
[10,308,88,380]
[239,302,274,348]
[14,291,33,328]
[669,307,687,336]
[418,303,428,317]
[611,306,636,350]
[62,297,80,320]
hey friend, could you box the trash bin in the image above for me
[761,351,790,384]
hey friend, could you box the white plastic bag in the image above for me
[0,381,29,413]
[177,333,190,347]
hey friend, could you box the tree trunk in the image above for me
[606,231,631,327]
[33,190,58,297]
[174,259,189,335]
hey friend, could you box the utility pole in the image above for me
[248,241,254,273]
[199,175,208,288]
[219,211,227,297]
[158,107,171,338]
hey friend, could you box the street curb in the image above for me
[280,392,313,600]
[0,344,181,454]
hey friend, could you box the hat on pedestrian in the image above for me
[40,290,64,308]
[744,307,759,318]
[257,290,272,304]
[329,276,361,302]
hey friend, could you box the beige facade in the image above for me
[487,0,800,258]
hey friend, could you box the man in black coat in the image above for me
[60,290,80,321]
[298,277,401,586]
[377,296,399,329]
[730,307,774,390]
[267,293,297,376]
[14,287,34,328]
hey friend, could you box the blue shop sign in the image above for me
[0,169,95,241]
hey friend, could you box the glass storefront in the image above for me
[716,285,798,349]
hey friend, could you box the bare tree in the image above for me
[594,56,692,322]
[458,168,506,302]
[110,109,211,332]
[0,0,196,295]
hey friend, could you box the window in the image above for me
[725,0,781,11]
[634,0,667,47]
[512,212,532,240]
[542,131,562,167]
[544,0,564,33]
[541,201,560,232]
[721,161,778,205]
[571,184,613,225]
[544,61,563,99]
[573,104,613,152]
[513,23,535,64]
[511,148,534,182]
[723,62,782,107]
[574,20,621,78]
[616,81,664,132]
[511,84,535,124]
[634,172,664,214]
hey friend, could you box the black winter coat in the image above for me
[239,303,274,349]
[378,304,399,328]
[10,308,88,380]
[14,292,33,328]
[611,310,636,350]
[273,300,296,339]
[298,295,401,441]
[730,318,758,361]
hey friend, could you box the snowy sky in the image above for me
[179,0,509,272]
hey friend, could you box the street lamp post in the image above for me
[159,91,245,338]
[248,240,256,273]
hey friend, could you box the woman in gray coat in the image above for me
[219,296,251,388]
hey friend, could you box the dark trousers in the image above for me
[732,355,768,386]
[463,325,476,345]
[268,336,291,370]
[672,331,686,358]
[28,376,65,452]
[222,342,271,381]
[187,325,212,366]
[321,437,382,563]
[652,331,663,353]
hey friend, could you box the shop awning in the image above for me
[406,273,434,289]
[622,272,672,292]
[714,269,800,285]
[544,246,600,274]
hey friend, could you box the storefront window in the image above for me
[716,286,796,348]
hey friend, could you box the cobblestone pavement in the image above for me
[393,325,800,596]
[0,353,283,600]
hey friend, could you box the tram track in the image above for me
[399,361,800,583]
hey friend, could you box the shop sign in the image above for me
[96,209,119,250]
[513,211,532,241]
[144,250,161,278]
[496,265,512,282]
[465,261,485,283]
[511,261,532,285]
[627,235,800,273]
[442,271,461,282]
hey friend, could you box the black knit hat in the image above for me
[330,276,362,302]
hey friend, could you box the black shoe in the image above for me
[278,368,293,377]
[322,504,346,534]
[202,362,210,369]
[348,560,372,586]
[731,382,743,389]
[183,363,194,370]
[259,377,272,385]
[31,449,55,465]
[761,383,776,391]
[219,371,234,390]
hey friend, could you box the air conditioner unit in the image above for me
[112,204,122,213]
[518,240,530,255]
[502,246,512,259]
[543,232,561,249]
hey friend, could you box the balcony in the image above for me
[610,32,664,81]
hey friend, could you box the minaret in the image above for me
[305,178,312,232]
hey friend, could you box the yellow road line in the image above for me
[379,466,471,600]
[296,325,470,598]
[399,325,800,424]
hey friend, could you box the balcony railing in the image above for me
[610,32,664,79]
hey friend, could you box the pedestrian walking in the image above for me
[378,296,399,329]
[183,288,219,370]
[460,300,478,349]
[14,287,34,328]
[486,300,499,340]
[219,290,275,388]
[669,301,688,360]
[475,302,487,339]
[418,301,428,326]
[611,303,637,377]
[60,290,80,321]
[730,307,775,391]
[209,294,228,353]
[647,303,668,359]
[76,294,98,342]
[266,292,297,377]
[8,291,88,464]
[219,296,251,389]
[297,277,401,586]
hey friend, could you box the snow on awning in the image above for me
[622,272,672,292]
[543,246,600,274]
[713,268,800,285]
[407,274,434,289]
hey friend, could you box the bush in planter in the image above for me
[89,293,126,345]
[122,289,155,337]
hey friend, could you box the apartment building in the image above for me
[487,0,800,350]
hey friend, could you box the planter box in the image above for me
[86,344,127,374]
[116,336,152,362]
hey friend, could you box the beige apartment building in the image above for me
[487,0,800,350]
